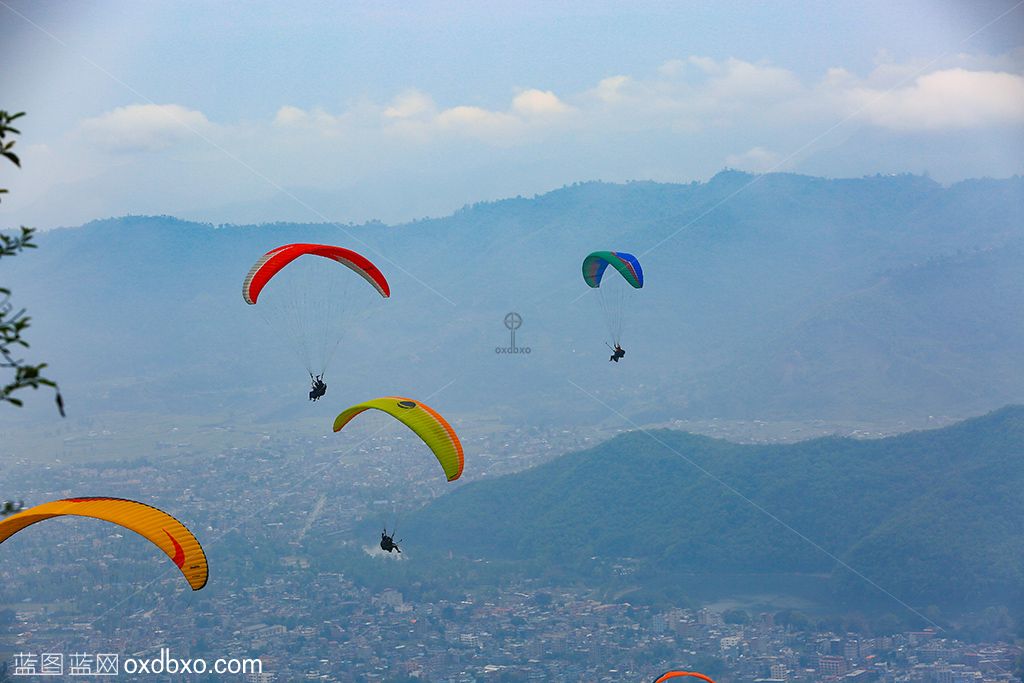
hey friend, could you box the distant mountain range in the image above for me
[3,170,1023,427]
[405,405,1024,613]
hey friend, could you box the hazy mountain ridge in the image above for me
[406,406,1024,610]
[3,171,1023,425]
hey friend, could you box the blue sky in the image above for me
[1,0,1022,228]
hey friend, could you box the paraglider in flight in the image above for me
[0,497,208,590]
[309,373,327,402]
[582,251,643,361]
[655,673,717,683]
[0,500,24,517]
[243,243,390,397]
[380,528,402,553]
[335,397,463,549]
[333,397,464,482]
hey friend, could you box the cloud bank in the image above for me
[78,104,211,152]
[4,53,1022,229]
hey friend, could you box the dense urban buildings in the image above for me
[1,423,1019,681]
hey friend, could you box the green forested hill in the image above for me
[408,406,1024,610]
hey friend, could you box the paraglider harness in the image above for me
[0,500,24,517]
[608,343,626,363]
[309,373,327,401]
[380,528,402,553]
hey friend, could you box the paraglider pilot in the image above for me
[309,373,327,401]
[380,528,401,553]
[609,344,625,363]
[0,500,24,517]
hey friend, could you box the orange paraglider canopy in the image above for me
[0,497,208,590]
[655,673,717,683]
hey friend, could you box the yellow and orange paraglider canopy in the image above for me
[333,396,464,481]
[0,497,208,590]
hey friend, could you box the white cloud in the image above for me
[275,89,568,145]
[435,105,521,140]
[687,56,718,74]
[592,75,631,103]
[852,68,1024,130]
[380,89,572,144]
[78,104,210,152]
[383,90,435,120]
[658,59,687,78]
[725,146,784,172]
[273,105,350,130]
[511,89,571,117]
[273,105,309,126]
[823,67,855,88]
[577,57,809,137]
[701,58,803,101]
